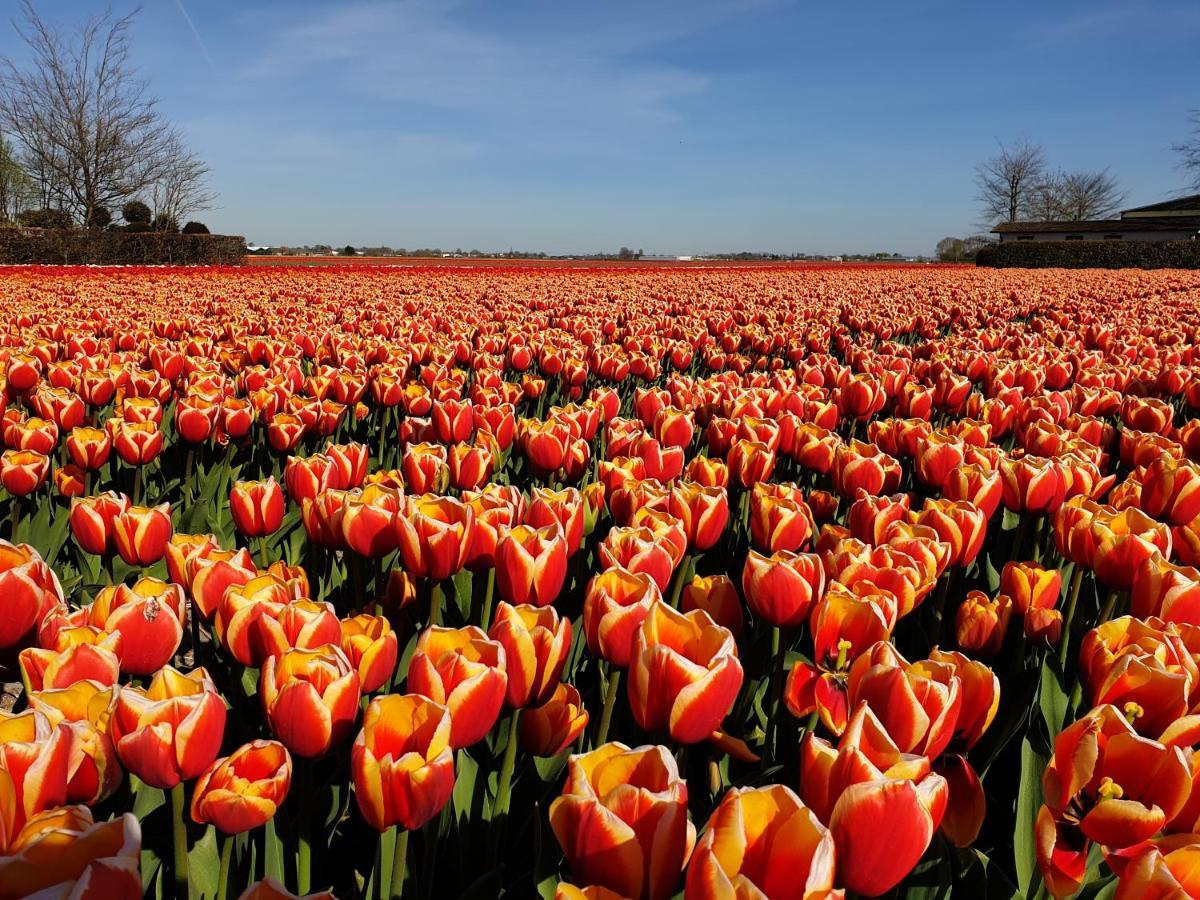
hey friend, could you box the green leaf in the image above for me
[1015,733,1048,897]
[189,826,221,900]
[1039,656,1070,738]
[453,748,481,823]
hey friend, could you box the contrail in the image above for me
[174,0,216,72]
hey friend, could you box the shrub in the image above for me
[977,240,1200,269]
[86,207,113,229]
[152,213,180,233]
[16,208,74,230]
[0,227,246,264]
[121,200,152,225]
[182,221,210,234]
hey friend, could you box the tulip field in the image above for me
[7,261,1200,899]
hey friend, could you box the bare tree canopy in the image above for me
[974,139,1045,224]
[1176,110,1200,191]
[0,2,213,226]
[1054,169,1126,221]
[149,130,216,226]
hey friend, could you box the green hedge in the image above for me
[0,227,245,265]
[976,240,1200,269]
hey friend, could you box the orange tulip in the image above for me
[188,545,258,619]
[527,487,585,556]
[583,567,663,668]
[112,502,172,566]
[549,742,693,900]
[495,523,569,607]
[111,665,226,789]
[810,582,896,670]
[800,703,948,896]
[599,526,677,593]
[684,784,837,899]
[0,806,141,900]
[489,602,573,708]
[339,613,399,693]
[89,577,187,675]
[395,494,475,582]
[1114,837,1200,900]
[1132,555,1200,623]
[65,425,112,470]
[19,616,122,684]
[520,683,589,757]
[261,645,360,757]
[741,549,825,628]
[27,681,121,805]
[339,484,403,558]
[748,482,815,553]
[191,739,292,834]
[845,642,962,758]
[352,693,455,831]
[0,711,72,838]
[1091,506,1172,590]
[953,589,1011,655]
[680,573,743,636]
[407,625,508,748]
[999,454,1067,515]
[1037,705,1191,897]
[0,449,50,495]
[1000,560,1062,615]
[0,540,64,649]
[628,604,743,743]
[1080,616,1200,738]
[231,477,286,538]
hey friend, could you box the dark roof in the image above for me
[1122,194,1200,215]
[993,217,1200,234]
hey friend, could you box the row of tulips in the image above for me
[3,263,1200,899]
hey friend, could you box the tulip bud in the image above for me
[111,666,226,789]
[261,645,360,758]
[352,693,455,831]
[520,683,589,757]
[550,743,691,900]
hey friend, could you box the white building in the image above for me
[993,194,1200,243]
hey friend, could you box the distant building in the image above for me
[993,194,1200,243]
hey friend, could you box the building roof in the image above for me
[1122,194,1200,216]
[993,217,1200,234]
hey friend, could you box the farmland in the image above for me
[3,262,1200,899]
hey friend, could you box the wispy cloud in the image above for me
[237,0,730,154]
[173,0,216,73]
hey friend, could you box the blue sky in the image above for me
[2,0,1197,254]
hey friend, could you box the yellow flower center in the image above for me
[1097,777,1124,802]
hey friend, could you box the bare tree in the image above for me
[148,130,215,226]
[1176,111,1200,191]
[1056,169,1126,220]
[1023,172,1066,221]
[975,138,1046,224]
[0,2,176,225]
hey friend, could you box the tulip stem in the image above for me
[430,580,445,627]
[170,782,191,900]
[217,832,234,900]
[133,464,143,506]
[490,708,522,862]
[1057,565,1085,670]
[480,567,496,630]
[764,626,787,769]
[257,536,271,570]
[596,667,621,746]
[297,758,313,893]
[390,827,409,900]
[667,554,693,609]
